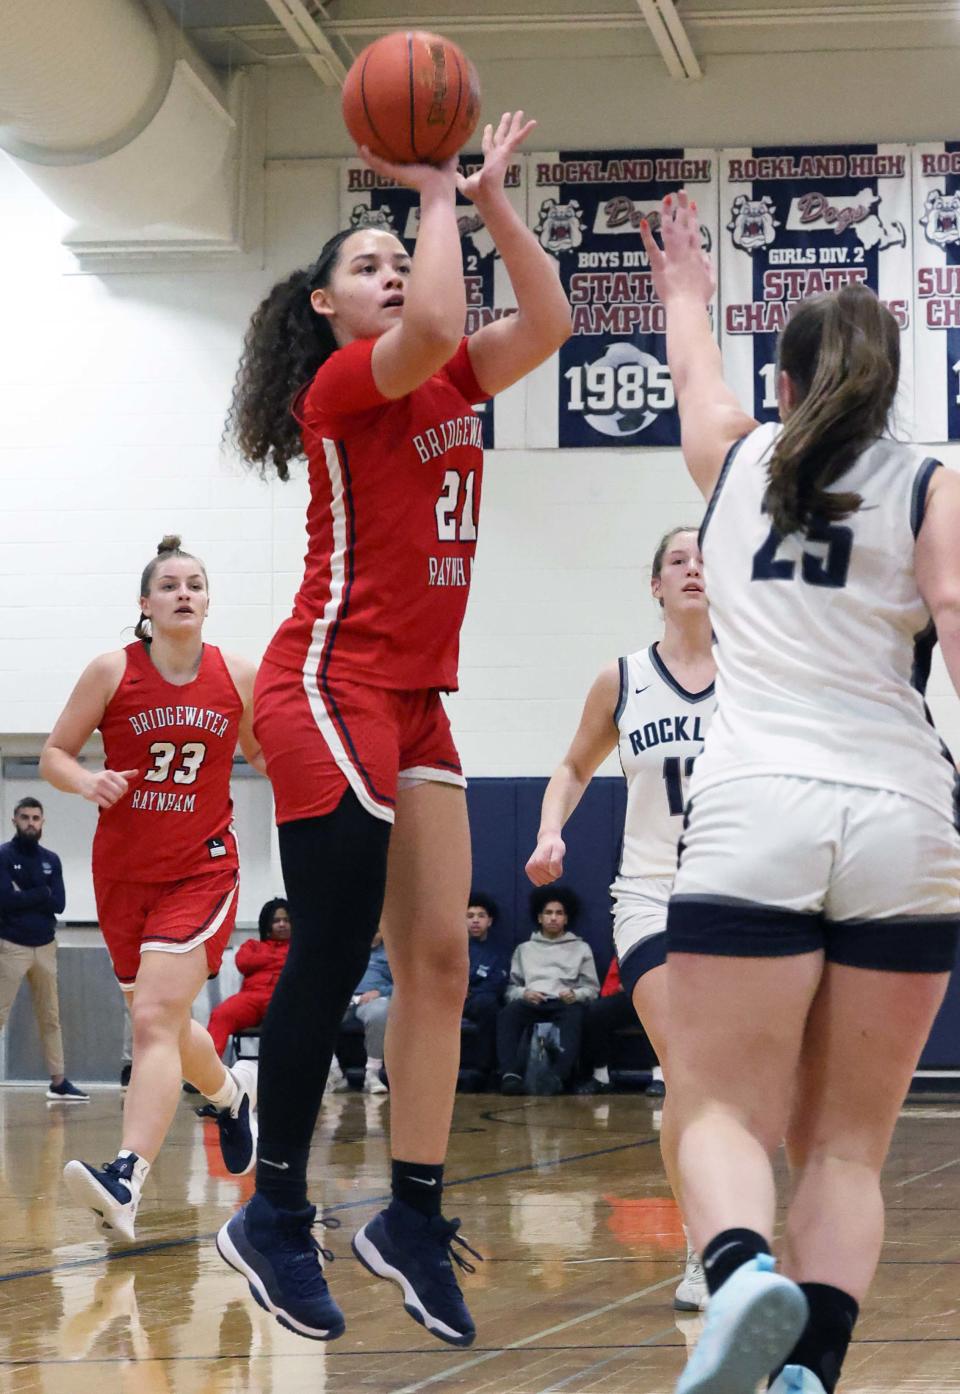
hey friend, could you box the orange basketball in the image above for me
[342,31,481,165]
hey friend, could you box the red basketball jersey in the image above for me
[264,336,489,692]
[93,642,243,884]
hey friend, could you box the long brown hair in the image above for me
[764,284,900,536]
[224,228,358,481]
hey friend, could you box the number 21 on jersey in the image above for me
[435,470,477,542]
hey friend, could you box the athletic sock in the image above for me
[392,1159,444,1218]
[651,1064,664,1082]
[593,1065,610,1085]
[365,1056,383,1074]
[683,1223,696,1262]
[255,1144,312,1210]
[702,1227,771,1295]
[770,1283,859,1394]
[205,1067,240,1113]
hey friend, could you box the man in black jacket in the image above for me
[463,893,510,1075]
[0,797,87,1100]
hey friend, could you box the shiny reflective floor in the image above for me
[1,1085,958,1393]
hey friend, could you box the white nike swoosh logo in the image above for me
[259,1158,289,1170]
[408,1177,437,1186]
[703,1240,740,1269]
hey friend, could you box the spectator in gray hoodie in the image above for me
[497,887,599,1094]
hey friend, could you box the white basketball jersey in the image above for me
[613,645,716,882]
[693,422,958,824]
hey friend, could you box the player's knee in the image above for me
[130,993,189,1043]
[392,933,468,1005]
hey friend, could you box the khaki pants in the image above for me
[0,939,65,1078]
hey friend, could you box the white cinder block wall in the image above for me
[1,32,959,922]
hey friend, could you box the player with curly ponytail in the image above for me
[40,537,266,1243]
[215,116,571,1348]
[640,194,960,1394]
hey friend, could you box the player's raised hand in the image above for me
[357,146,459,196]
[456,111,535,205]
[82,768,138,809]
[640,189,715,307]
[525,832,566,886]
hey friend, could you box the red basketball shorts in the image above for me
[94,867,240,988]
[254,657,466,825]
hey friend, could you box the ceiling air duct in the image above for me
[0,0,250,254]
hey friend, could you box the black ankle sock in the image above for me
[770,1283,859,1394]
[254,1144,312,1210]
[702,1227,771,1296]
[392,1160,444,1218]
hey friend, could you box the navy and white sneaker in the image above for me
[216,1194,345,1341]
[63,1153,149,1242]
[675,1254,808,1394]
[47,1078,89,1102]
[352,1200,481,1347]
[215,1066,258,1176]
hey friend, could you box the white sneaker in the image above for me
[63,1153,150,1242]
[675,1254,808,1394]
[674,1250,708,1312]
[327,1058,350,1092]
[769,1367,827,1394]
[364,1068,388,1095]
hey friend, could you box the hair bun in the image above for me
[157,534,182,555]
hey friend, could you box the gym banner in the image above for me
[525,149,719,449]
[720,145,914,429]
[913,143,960,441]
[340,156,527,448]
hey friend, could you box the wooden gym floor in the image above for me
[1,1085,958,1393]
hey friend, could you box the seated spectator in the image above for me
[497,887,599,1095]
[463,892,510,1074]
[206,898,291,1058]
[576,956,646,1094]
[328,931,392,1094]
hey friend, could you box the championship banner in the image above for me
[339,158,527,448]
[720,145,914,429]
[913,143,960,441]
[525,149,719,449]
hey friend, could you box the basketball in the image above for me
[342,31,481,165]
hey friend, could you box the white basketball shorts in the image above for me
[668,775,960,972]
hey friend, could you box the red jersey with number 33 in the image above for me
[93,642,242,884]
[264,336,489,691]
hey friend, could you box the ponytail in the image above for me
[137,535,208,642]
[224,229,356,481]
[764,284,900,536]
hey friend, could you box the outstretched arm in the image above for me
[526,665,621,886]
[458,113,572,395]
[640,191,756,498]
[354,154,467,400]
[916,467,960,703]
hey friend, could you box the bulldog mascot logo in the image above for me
[727,195,780,253]
[535,198,586,255]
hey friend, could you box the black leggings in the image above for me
[256,791,391,1161]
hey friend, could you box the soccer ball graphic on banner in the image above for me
[575,341,672,438]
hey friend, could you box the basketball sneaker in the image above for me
[674,1249,708,1312]
[215,1065,258,1175]
[352,1199,480,1347]
[63,1152,149,1242]
[675,1254,808,1394]
[327,1057,349,1092]
[47,1078,89,1102]
[769,1367,828,1394]
[216,1194,345,1341]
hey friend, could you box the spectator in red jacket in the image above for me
[207,899,291,1058]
